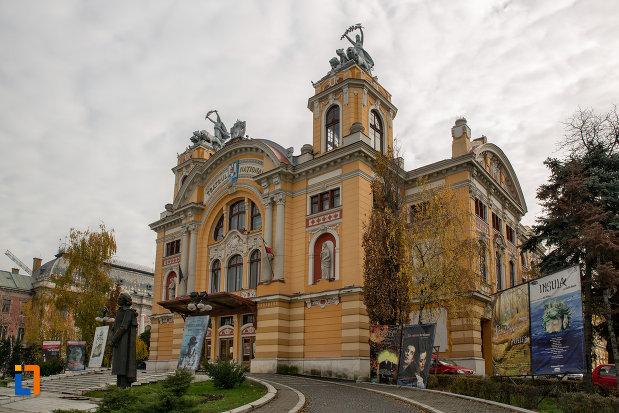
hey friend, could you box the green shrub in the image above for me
[40,358,65,377]
[203,358,248,389]
[556,392,619,413]
[96,386,140,413]
[145,369,197,413]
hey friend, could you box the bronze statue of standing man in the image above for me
[109,292,138,388]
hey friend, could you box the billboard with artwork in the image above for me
[66,341,86,371]
[178,315,210,371]
[88,326,109,368]
[397,324,436,388]
[369,325,402,384]
[529,266,585,375]
[492,283,531,376]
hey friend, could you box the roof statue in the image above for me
[327,23,374,75]
[189,110,247,151]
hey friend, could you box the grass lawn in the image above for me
[85,379,266,413]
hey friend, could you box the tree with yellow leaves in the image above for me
[51,224,117,351]
[362,149,412,325]
[407,179,478,324]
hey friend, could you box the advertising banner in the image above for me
[66,341,86,371]
[529,266,585,375]
[492,283,531,376]
[369,325,402,384]
[397,324,436,388]
[178,315,210,371]
[42,341,61,362]
[88,326,109,368]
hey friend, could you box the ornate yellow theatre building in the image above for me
[147,30,533,378]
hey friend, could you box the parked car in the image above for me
[429,354,475,375]
[592,364,616,393]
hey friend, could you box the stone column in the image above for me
[273,193,286,280]
[179,226,190,296]
[187,224,198,294]
[261,197,273,282]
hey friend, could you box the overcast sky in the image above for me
[1,0,618,271]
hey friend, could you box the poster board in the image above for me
[397,324,436,388]
[529,266,585,375]
[88,326,109,368]
[42,341,61,362]
[178,315,210,371]
[66,341,86,371]
[369,325,402,384]
[492,283,531,376]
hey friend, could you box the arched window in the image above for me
[479,242,487,282]
[211,260,221,293]
[229,201,246,231]
[369,110,383,152]
[213,215,224,241]
[496,252,503,291]
[325,105,340,151]
[249,250,261,288]
[250,202,261,231]
[165,272,177,300]
[509,260,516,288]
[227,255,243,292]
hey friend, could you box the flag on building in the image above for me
[263,239,273,256]
[178,264,184,283]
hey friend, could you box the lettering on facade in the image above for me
[306,209,343,228]
[204,159,264,204]
[240,289,256,299]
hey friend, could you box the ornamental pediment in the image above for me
[209,230,262,262]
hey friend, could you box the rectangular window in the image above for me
[310,188,341,214]
[474,198,487,221]
[164,239,181,257]
[220,316,234,327]
[521,252,528,268]
[20,301,25,316]
[492,212,503,233]
[242,314,255,325]
[509,261,516,287]
[506,225,515,244]
[17,327,24,341]
[410,202,429,221]
[0,325,7,340]
[1,299,10,313]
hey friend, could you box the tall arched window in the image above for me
[509,260,516,288]
[213,214,224,241]
[227,255,243,292]
[249,250,261,288]
[479,242,487,282]
[496,252,503,291]
[229,201,246,231]
[211,260,221,293]
[250,202,261,230]
[325,105,340,151]
[165,272,177,301]
[369,110,383,152]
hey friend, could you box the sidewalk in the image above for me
[247,375,305,413]
[0,387,97,412]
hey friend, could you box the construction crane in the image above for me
[4,250,32,276]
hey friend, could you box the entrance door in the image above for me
[242,337,255,367]
[219,338,233,361]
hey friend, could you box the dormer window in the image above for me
[213,215,224,241]
[325,106,340,151]
[229,201,245,231]
[369,110,383,152]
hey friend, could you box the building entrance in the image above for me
[219,338,234,361]
[242,337,255,367]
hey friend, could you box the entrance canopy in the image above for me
[158,292,256,319]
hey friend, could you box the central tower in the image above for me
[307,25,397,156]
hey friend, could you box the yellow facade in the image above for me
[147,57,531,378]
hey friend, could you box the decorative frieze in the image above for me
[162,255,181,268]
[306,209,343,228]
[305,296,340,309]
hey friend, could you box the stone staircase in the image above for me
[7,368,174,396]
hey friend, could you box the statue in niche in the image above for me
[168,278,176,300]
[110,293,138,388]
[320,242,332,280]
